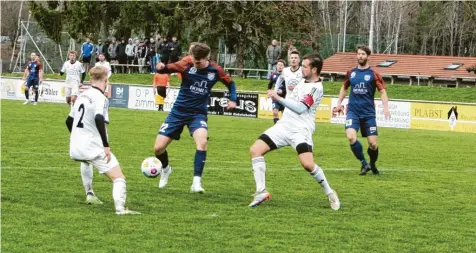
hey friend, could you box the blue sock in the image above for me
[194,150,207,177]
[273,118,279,124]
[350,140,368,166]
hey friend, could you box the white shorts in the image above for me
[65,81,80,97]
[72,151,119,174]
[263,123,314,150]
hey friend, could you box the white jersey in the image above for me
[279,79,324,134]
[275,66,303,98]
[61,61,85,85]
[95,61,112,79]
[69,86,110,161]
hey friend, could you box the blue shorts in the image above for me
[158,112,208,140]
[272,102,284,111]
[345,112,378,137]
[25,79,39,90]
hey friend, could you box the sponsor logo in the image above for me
[207,72,215,81]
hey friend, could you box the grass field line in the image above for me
[3,166,476,173]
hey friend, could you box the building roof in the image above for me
[322,52,476,79]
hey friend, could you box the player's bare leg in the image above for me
[297,149,340,211]
[191,128,208,193]
[366,135,380,175]
[105,165,140,215]
[249,139,271,207]
[346,128,370,175]
[80,162,103,204]
[154,134,173,189]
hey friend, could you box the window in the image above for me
[377,60,397,67]
[444,63,463,70]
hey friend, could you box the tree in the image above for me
[1,1,29,47]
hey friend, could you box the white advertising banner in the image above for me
[330,98,411,129]
[163,88,180,112]
[1,78,66,103]
[38,81,66,103]
[128,86,158,111]
[127,86,180,111]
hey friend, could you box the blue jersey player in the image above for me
[334,45,390,176]
[153,43,237,193]
[22,52,43,105]
[267,59,286,124]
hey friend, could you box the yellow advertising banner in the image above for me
[257,94,332,123]
[258,94,275,119]
[410,102,476,133]
[316,97,332,123]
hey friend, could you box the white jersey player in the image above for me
[60,51,85,105]
[66,66,139,215]
[95,53,112,95]
[248,53,340,210]
[274,51,303,97]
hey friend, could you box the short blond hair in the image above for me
[89,66,107,81]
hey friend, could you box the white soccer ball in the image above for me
[141,157,162,178]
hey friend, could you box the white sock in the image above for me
[163,165,171,173]
[310,165,333,195]
[193,176,201,184]
[80,162,94,194]
[251,157,266,193]
[113,178,127,212]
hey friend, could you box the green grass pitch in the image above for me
[1,100,475,252]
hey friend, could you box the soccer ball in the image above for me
[141,157,162,178]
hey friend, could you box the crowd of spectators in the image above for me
[80,34,182,74]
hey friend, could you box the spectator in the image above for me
[158,36,170,64]
[134,39,148,73]
[147,38,158,73]
[153,72,170,111]
[266,39,281,77]
[95,39,103,61]
[168,36,181,63]
[81,37,94,73]
[108,38,118,73]
[116,38,127,73]
[125,38,135,72]
[103,39,111,62]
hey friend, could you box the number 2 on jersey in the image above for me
[159,123,169,133]
[77,104,85,128]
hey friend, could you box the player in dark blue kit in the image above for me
[334,45,390,175]
[21,52,44,105]
[153,43,237,193]
[267,59,286,124]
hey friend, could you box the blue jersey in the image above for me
[159,57,237,115]
[267,71,286,97]
[26,60,42,80]
[344,67,386,117]
[81,42,94,57]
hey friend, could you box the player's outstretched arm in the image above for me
[213,63,237,110]
[156,56,191,75]
[268,90,307,115]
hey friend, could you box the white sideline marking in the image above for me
[2,166,476,173]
